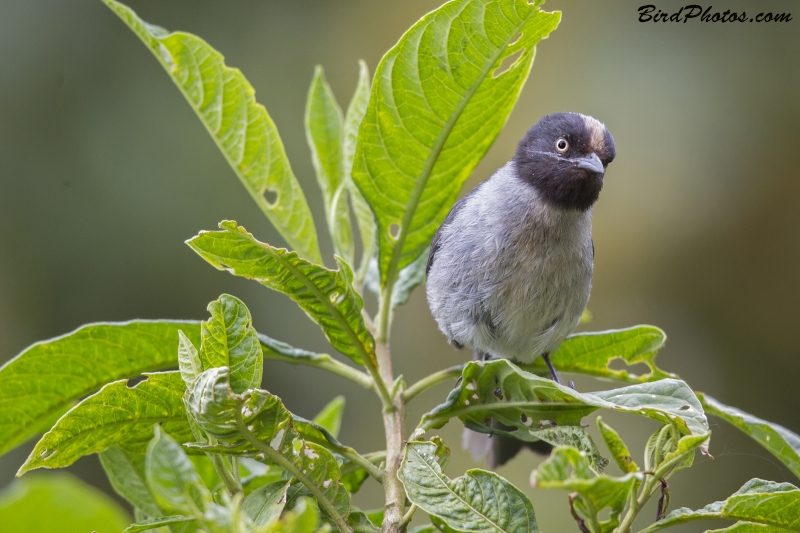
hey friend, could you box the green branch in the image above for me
[402,365,464,404]
[234,408,352,533]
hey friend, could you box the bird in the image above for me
[425,111,616,467]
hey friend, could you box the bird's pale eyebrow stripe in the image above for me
[582,114,606,153]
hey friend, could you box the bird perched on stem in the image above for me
[425,112,616,467]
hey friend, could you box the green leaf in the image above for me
[698,392,800,480]
[243,480,290,528]
[531,445,641,529]
[520,326,677,384]
[352,0,560,288]
[596,417,639,473]
[465,422,608,473]
[312,396,346,439]
[103,0,322,263]
[306,65,353,265]
[19,372,192,474]
[344,61,376,283]
[100,446,162,517]
[185,367,351,519]
[708,524,795,533]
[200,294,263,393]
[258,333,373,390]
[263,498,320,533]
[124,515,196,533]
[365,248,430,309]
[178,331,203,388]
[399,440,538,533]
[421,360,708,438]
[639,478,800,533]
[643,424,709,477]
[188,221,377,370]
[0,473,131,533]
[146,426,210,515]
[0,320,200,458]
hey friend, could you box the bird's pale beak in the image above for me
[573,152,604,174]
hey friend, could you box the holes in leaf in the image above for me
[508,32,523,46]
[389,223,400,240]
[607,357,651,377]
[329,291,340,303]
[263,188,278,207]
[493,49,524,78]
[126,375,148,389]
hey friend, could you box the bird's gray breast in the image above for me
[426,163,594,363]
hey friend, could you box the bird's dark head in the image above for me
[514,112,616,211]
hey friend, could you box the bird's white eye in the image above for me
[555,138,569,152]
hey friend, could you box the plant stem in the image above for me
[339,448,383,483]
[402,364,464,404]
[375,334,407,533]
[617,473,658,533]
[209,451,242,496]
[397,504,417,529]
[234,409,352,533]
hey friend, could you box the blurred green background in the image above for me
[0,0,798,531]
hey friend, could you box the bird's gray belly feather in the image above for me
[426,166,593,363]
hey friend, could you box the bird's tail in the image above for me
[462,420,554,469]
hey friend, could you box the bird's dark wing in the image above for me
[426,185,481,276]
[591,238,594,259]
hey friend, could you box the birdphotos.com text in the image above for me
[638,5,792,23]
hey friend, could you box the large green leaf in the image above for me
[200,294,263,393]
[103,0,321,263]
[100,446,163,517]
[306,65,353,264]
[188,221,377,370]
[146,427,211,516]
[242,480,291,528]
[185,367,351,519]
[19,371,192,474]
[0,320,200,458]
[531,445,641,531]
[698,393,800,480]
[399,440,538,533]
[352,0,560,287]
[344,61,376,284]
[520,326,677,384]
[0,473,131,533]
[421,360,708,438]
[639,479,800,533]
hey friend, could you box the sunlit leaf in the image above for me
[421,360,708,438]
[521,326,677,384]
[0,320,200,458]
[639,478,800,533]
[200,294,263,393]
[306,66,353,264]
[188,221,376,370]
[698,393,800,480]
[19,372,192,474]
[399,439,538,533]
[643,424,709,477]
[103,0,321,262]
[0,473,131,533]
[352,0,560,288]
